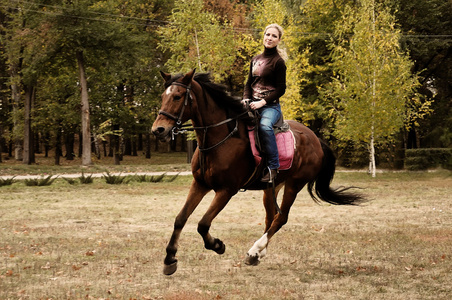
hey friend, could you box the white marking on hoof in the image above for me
[259,247,267,258]
[247,233,268,262]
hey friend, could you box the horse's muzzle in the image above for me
[151,125,172,142]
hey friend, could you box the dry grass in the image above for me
[1,170,451,299]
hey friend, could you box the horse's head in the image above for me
[152,69,196,141]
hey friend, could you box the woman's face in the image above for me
[263,27,281,49]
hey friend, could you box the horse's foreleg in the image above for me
[245,183,303,266]
[197,189,235,255]
[163,180,210,275]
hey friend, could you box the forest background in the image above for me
[0,0,450,171]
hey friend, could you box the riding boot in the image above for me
[261,168,278,183]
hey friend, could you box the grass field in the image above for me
[0,152,191,177]
[1,168,451,299]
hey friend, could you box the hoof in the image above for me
[163,261,178,276]
[213,239,226,255]
[244,254,260,266]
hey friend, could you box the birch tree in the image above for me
[324,0,424,177]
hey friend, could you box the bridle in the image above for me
[158,80,247,152]
[158,81,193,135]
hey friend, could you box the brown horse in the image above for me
[152,69,363,275]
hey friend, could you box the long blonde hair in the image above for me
[264,23,288,61]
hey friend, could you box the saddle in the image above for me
[247,115,295,171]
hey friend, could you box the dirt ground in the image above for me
[1,170,451,299]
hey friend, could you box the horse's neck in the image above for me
[191,83,227,128]
[190,82,247,151]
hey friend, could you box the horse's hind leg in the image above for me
[163,180,210,275]
[197,189,236,255]
[245,182,305,265]
[244,186,282,265]
[263,184,284,232]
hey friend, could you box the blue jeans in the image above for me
[258,104,281,170]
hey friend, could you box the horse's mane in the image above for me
[165,72,247,116]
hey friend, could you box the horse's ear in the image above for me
[181,69,196,85]
[160,70,172,82]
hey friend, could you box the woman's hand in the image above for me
[249,100,266,110]
[241,99,250,108]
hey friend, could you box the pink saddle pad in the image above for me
[248,127,295,170]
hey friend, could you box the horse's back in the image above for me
[286,120,321,147]
[286,120,324,179]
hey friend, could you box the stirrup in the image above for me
[261,168,277,183]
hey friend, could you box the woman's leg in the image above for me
[258,104,282,171]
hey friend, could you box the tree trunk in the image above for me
[11,82,23,161]
[93,130,101,160]
[145,132,151,159]
[9,38,25,161]
[108,135,114,157]
[8,137,13,157]
[0,124,3,163]
[187,139,196,163]
[102,141,108,157]
[170,135,177,152]
[78,132,83,157]
[55,129,62,166]
[181,134,186,152]
[65,132,75,160]
[132,135,137,156]
[34,132,40,154]
[154,137,159,152]
[138,133,143,151]
[23,85,35,165]
[368,2,376,178]
[76,50,92,166]
[44,132,50,158]
[113,125,121,165]
[114,141,121,165]
[124,137,131,155]
[369,129,376,178]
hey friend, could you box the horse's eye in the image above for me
[174,95,182,101]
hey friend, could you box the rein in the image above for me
[159,81,248,152]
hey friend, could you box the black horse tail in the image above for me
[307,140,364,205]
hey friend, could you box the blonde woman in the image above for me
[243,24,287,183]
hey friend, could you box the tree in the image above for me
[158,0,239,83]
[323,0,428,176]
[391,0,452,148]
[46,0,147,165]
[203,0,253,93]
[1,1,56,164]
[290,0,359,136]
[89,0,171,164]
[250,0,309,120]
[1,0,446,169]
[34,65,80,165]
[2,3,28,162]
[0,18,8,161]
